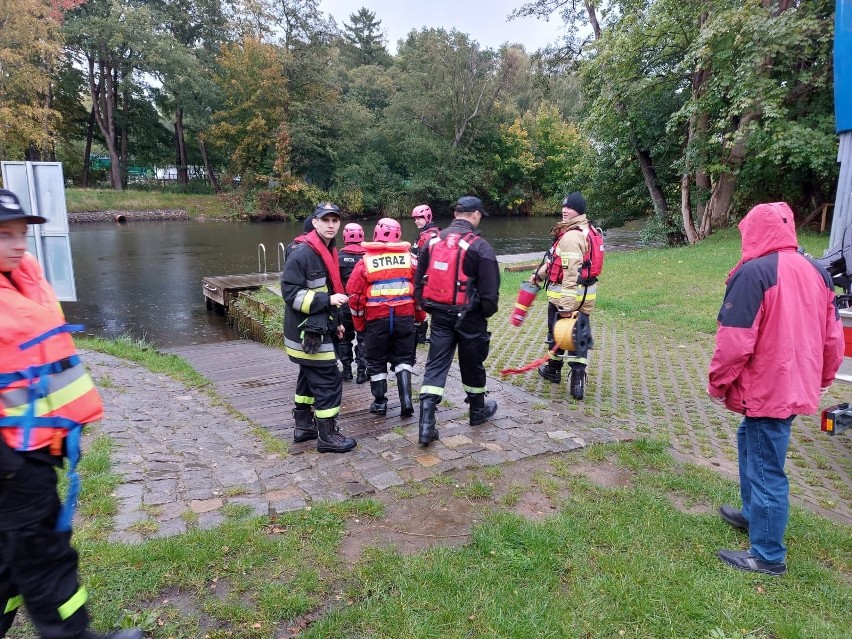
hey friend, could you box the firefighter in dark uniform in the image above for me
[414,196,500,446]
[281,202,356,453]
[347,219,425,418]
[0,190,142,639]
[338,223,367,383]
[410,204,440,344]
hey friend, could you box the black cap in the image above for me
[302,216,315,232]
[454,195,489,217]
[0,190,46,224]
[312,202,341,219]
[561,192,587,215]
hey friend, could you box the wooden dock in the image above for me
[202,273,280,309]
[166,340,461,453]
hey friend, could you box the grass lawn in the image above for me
[67,441,850,639]
[65,188,235,219]
[41,228,849,639]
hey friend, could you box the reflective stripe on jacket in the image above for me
[0,254,103,452]
[346,241,421,330]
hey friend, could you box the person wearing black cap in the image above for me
[414,196,501,446]
[0,189,143,639]
[281,202,357,453]
[530,191,596,400]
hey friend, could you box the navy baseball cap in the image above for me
[0,190,45,224]
[454,196,489,216]
[312,202,341,219]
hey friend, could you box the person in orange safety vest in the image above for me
[0,189,142,639]
[346,218,425,418]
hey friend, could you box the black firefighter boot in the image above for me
[292,407,317,443]
[570,366,586,400]
[355,364,368,384]
[467,393,498,426]
[369,379,388,416]
[316,417,357,453]
[418,394,439,446]
[340,360,354,382]
[537,359,562,384]
[397,369,414,417]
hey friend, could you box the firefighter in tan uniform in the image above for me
[531,192,596,400]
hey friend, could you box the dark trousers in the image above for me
[294,365,342,419]
[338,312,365,371]
[0,458,88,639]
[363,315,416,379]
[420,310,490,397]
[546,303,591,369]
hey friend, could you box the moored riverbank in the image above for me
[69,209,192,223]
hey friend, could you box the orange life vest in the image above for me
[362,241,416,318]
[0,254,103,453]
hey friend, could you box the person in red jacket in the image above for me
[0,189,142,639]
[346,218,425,417]
[708,201,843,576]
[338,223,367,383]
[410,205,441,345]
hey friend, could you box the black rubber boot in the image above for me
[80,629,144,639]
[355,366,368,384]
[341,361,353,381]
[467,393,498,426]
[537,361,562,384]
[316,417,357,453]
[292,407,317,443]
[397,370,414,417]
[369,379,388,416]
[418,394,439,446]
[570,367,586,400]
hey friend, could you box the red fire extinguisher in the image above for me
[510,281,540,326]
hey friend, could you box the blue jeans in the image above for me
[737,416,793,564]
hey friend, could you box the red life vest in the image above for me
[0,255,103,453]
[581,225,605,283]
[545,225,605,285]
[362,241,416,317]
[546,231,566,284]
[422,231,479,309]
[416,226,441,252]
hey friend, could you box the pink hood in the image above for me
[727,202,799,282]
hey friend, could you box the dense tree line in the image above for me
[0,0,838,240]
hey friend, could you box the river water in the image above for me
[64,216,642,348]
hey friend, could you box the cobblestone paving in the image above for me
[487,297,852,525]
[81,262,851,540]
[83,351,629,543]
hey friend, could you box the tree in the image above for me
[149,0,227,185]
[395,28,511,149]
[0,0,62,159]
[341,7,391,68]
[207,37,288,181]
[63,0,179,189]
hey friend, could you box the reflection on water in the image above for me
[64,216,642,348]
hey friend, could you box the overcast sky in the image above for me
[318,0,567,53]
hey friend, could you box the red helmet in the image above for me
[411,204,432,223]
[343,223,364,244]
[374,218,402,242]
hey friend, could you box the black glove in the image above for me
[302,332,323,355]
